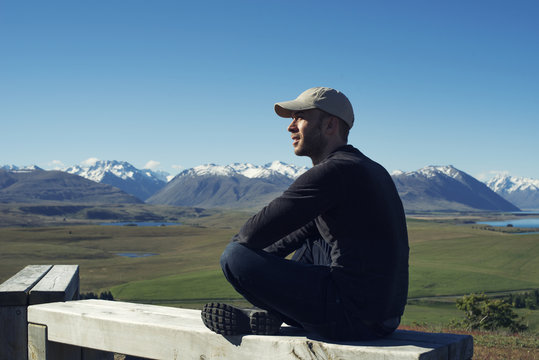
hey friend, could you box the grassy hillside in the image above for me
[407,218,539,297]
[110,218,539,303]
[1,211,538,332]
[0,209,249,291]
[0,203,215,227]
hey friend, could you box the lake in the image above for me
[115,253,159,258]
[100,222,181,227]
[477,218,539,228]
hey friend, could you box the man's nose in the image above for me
[288,119,297,132]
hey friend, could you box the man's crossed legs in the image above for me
[201,239,379,340]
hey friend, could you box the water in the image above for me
[477,218,539,228]
[115,253,159,258]
[100,222,181,227]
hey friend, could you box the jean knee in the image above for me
[221,241,271,285]
[220,241,247,277]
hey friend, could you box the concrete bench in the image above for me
[0,264,79,360]
[27,299,473,360]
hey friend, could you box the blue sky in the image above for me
[1,0,538,180]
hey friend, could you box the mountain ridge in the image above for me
[0,168,141,204]
[146,162,307,209]
[64,160,167,201]
[485,174,539,210]
[391,165,520,212]
[3,161,536,211]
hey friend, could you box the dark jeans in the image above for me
[220,238,379,340]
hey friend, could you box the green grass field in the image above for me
[407,218,539,297]
[1,211,538,333]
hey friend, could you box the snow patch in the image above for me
[176,161,309,181]
[64,160,169,183]
[485,174,539,194]
[393,165,462,180]
[1,164,43,172]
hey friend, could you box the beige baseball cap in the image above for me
[274,87,354,128]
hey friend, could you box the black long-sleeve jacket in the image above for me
[233,145,409,321]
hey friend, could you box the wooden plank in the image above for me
[28,323,83,360]
[0,306,28,360]
[81,348,114,360]
[28,300,473,360]
[1,265,51,360]
[48,342,81,360]
[389,330,473,360]
[0,265,52,306]
[28,323,47,360]
[29,265,79,305]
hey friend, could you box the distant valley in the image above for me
[2,161,539,213]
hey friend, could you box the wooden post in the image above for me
[29,265,80,305]
[0,265,80,360]
[28,323,82,360]
[27,324,113,360]
[0,265,51,360]
[27,323,47,360]
[0,306,28,359]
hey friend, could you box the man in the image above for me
[201,87,409,340]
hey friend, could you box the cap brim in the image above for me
[274,100,315,118]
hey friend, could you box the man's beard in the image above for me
[294,130,327,161]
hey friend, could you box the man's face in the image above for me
[288,109,328,161]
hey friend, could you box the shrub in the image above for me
[507,290,538,310]
[454,293,527,333]
[80,291,114,301]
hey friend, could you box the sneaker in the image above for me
[201,302,282,336]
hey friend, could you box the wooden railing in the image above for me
[0,265,81,360]
[1,265,474,360]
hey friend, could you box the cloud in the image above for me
[144,160,160,170]
[81,157,100,167]
[475,170,509,181]
[48,160,65,169]
[171,164,183,171]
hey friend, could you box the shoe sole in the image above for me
[201,302,281,336]
[250,309,282,335]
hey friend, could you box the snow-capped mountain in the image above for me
[391,165,520,212]
[150,163,521,211]
[180,164,237,178]
[64,160,166,182]
[174,161,307,181]
[266,161,309,179]
[416,165,464,179]
[486,174,539,193]
[4,160,530,211]
[64,160,167,201]
[2,160,307,206]
[147,161,308,209]
[232,161,308,180]
[1,165,43,172]
[485,174,539,210]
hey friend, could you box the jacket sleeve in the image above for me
[233,162,340,250]
[263,220,319,257]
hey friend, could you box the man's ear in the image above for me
[325,116,340,135]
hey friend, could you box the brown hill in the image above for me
[0,169,142,204]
